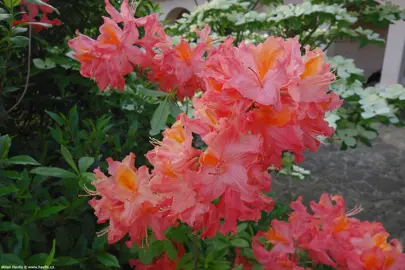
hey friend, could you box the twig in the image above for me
[192,234,199,270]
[7,18,33,113]
[250,0,260,10]
[322,38,336,52]
[300,25,319,47]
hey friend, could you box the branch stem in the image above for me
[7,11,33,113]
[193,234,198,270]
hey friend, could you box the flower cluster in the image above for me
[253,194,405,269]
[363,2,405,23]
[265,2,357,24]
[359,84,405,123]
[329,56,405,124]
[68,0,212,100]
[174,0,357,30]
[73,0,342,250]
[13,0,61,32]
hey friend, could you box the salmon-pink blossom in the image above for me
[13,0,61,32]
[253,194,405,269]
[88,153,171,247]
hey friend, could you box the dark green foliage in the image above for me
[0,1,165,269]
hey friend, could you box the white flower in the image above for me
[379,84,405,100]
[359,92,380,105]
[328,56,364,77]
[325,112,341,129]
[361,98,392,119]
[355,27,385,43]
[292,165,311,175]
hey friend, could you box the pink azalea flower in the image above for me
[88,154,171,247]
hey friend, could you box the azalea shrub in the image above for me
[62,0,405,269]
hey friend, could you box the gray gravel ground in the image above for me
[272,125,405,242]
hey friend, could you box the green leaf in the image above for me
[137,86,168,98]
[176,253,193,270]
[213,240,230,252]
[32,174,47,186]
[211,261,231,270]
[126,119,138,135]
[0,222,20,232]
[55,227,73,253]
[204,251,214,266]
[17,169,30,194]
[169,101,182,118]
[10,36,29,47]
[237,223,248,233]
[0,9,11,21]
[1,253,24,266]
[45,110,65,125]
[91,234,107,251]
[33,58,56,70]
[26,253,47,265]
[96,252,120,268]
[25,225,45,245]
[343,136,357,147]
[71,234,87,258]
[166,225,190,243]
[4,0,21,8]
[61,145,79,173]
[23,0,59,14]
[69,105,79,134]
[0,185,18,197]
[53,256,79,266]
[81,172,97,181]
[2,86,20,94]
[242,248,254,259]
[36,206,66,219]
[79,172,97,189]
[230,239,249,248]
[138,246,155,265]
[164,240,178,261]
[0,170,21,180]
[44,239,56,267]
[6,155,40,166]
[150,99,170,136]
[19,21,52,28]
[78,157,94,172]
[49,127,62,144]
[0,135,11,160]
[18,231,29,259]
[237,231,251,241]
[0,56,4,73]
[151,240,164,258]
[30,167,77,178]
[121,100,136,111]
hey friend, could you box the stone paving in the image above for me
[272,125,405,242]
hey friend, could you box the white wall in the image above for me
[154,0,205,20]
[380,0,405,85]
